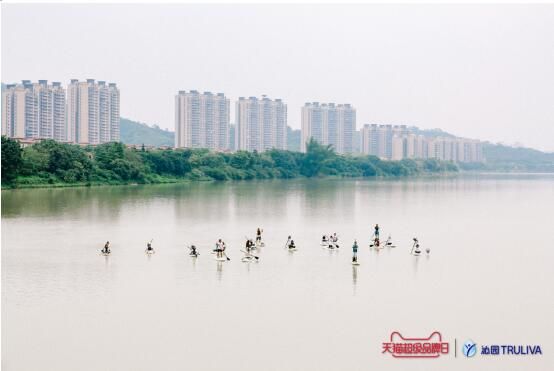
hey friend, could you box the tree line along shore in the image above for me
[1,136,458,189]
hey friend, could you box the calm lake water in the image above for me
[2,174,553,371]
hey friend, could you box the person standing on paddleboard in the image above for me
[352,240,358,262]
[103,241,110,254]
[245,239,254,252]
[256,228,263,243]
[146,241,153,252]
[285,235,292,248]
[215,239,223,258]
[332,233,339,247]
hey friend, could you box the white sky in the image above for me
[2,4,553,151]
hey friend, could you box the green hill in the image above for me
[481,143,554,172]
[120,118,174,147]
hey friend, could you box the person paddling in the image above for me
[215,239,224,258]
[102,241,111,254]
[189,245,199,257]
[352,240,359,263]
[245,239,254,252]
[412,237,421,255]
[332,233,339,248]
[288,239,296,249]
[256,228,263,243]
[372,224,380,247]
[285,235,292,248]
[146,240,154,253]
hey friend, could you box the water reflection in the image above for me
[352,266,358,295]
[216,261,224,281]
[412,255,419,276]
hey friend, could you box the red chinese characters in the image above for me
[382,331,449,358]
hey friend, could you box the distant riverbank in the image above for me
[1,136,458,190]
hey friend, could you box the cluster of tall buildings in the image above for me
[361,124,482,163]
[1,79,120,144]
[2,80,483,163]
[175,92,287,152]
[174,89,483,162]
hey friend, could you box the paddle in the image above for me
[410,238,419,255]
[220,243,230,261]
[284,237,291,249]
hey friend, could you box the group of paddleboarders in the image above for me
[100,224,427,261]
[321,233,339,247]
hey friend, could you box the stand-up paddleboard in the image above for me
[287,247,298,251]
[189,254,199,258]
[145,250,155,255]
[255,240,265,248]
[214,256,227,262]
[240,250,259,262]
[413,250,421,256]
[100,251,111,256]
[352,261,360,266]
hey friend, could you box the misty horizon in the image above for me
[2,4,553,151]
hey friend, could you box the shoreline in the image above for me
[3,171,553,192]
[1,172,462,191]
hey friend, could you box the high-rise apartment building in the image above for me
[361,124,407,159]
[301,102,356,154]
[175,91,230,150]
[1,80,66,141]
[235,96,287,152]
[361,124,482,163]
[66,79,120,145]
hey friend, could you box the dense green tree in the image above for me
[2,138,458,188]
[301,138,336,177]
[1,136,23,184]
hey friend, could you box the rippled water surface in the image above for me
[2,174,553,371]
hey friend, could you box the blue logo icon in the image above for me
[463,340,477,357]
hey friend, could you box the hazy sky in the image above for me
[2,4,553,151]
